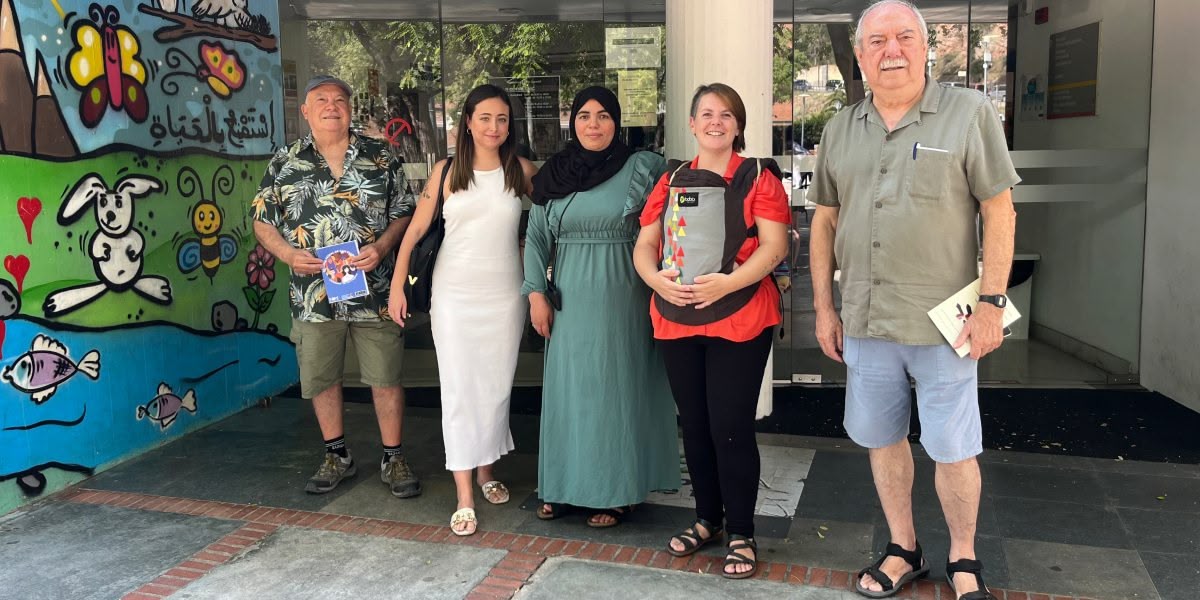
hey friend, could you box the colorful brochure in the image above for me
[315,241,370,303]
[927,278,1021,358]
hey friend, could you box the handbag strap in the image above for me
[545,192,578,283]
[432,156,453,220]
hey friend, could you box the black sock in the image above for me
[324,436,349,459]
[382,443,403,465]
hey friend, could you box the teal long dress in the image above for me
[522,151,681,508]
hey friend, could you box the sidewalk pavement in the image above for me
[2,397,1196,600]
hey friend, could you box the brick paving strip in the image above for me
[58,488,1095,600]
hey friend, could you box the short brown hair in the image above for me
[689,83,747,152]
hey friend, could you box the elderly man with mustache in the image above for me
[808,2,1018,599]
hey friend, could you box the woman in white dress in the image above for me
[390,84,537,536]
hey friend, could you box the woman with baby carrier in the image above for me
[632,83,790,579]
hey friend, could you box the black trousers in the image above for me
[658,327,774,537]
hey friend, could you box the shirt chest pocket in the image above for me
[906,150,957,203]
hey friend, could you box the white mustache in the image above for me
[881,58,909,69]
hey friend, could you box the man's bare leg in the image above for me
[937,457,983,595]
[860,438,919,593]
[371,385,404,447]
[313,384,344,441]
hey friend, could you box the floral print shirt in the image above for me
[252,133,415,323]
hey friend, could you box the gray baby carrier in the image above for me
[655,157,783,326]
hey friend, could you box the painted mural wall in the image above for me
[0,0,294,514]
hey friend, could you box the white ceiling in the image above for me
[284,0,1009,23]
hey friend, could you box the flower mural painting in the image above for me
[67,3,150,127]
[242,243,275,329]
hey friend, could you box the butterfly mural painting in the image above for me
[161,41,246,98]
[67,4,150,127]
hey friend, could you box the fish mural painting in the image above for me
[1,334,100,403]
[137,382,197,429]
[0,0,292,514]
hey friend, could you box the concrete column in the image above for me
[665,0,774,159]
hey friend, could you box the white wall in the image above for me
[1142,0,1200,411]
[665,0,773,159]
[1012,0,1152,370]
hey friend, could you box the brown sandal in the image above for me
[587,505,633,528]
[721,534,758,579]
[666,518,722,557]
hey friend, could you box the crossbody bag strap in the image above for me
[545,192,578,283]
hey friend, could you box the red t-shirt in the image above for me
[639,154,791,342]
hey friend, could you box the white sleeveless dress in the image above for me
[431,167,524,471]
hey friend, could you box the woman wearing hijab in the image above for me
[523,86,680,528]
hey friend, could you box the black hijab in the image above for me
[530,86,633,206]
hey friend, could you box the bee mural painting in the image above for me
[175,165,239,281]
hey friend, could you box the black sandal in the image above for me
[536,502,572,521]
[721,534,758,580]
[665,518,722,557]
[854,541,930,598]
[587,505,632,529]
[945,558,998,600]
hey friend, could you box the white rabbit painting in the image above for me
[42,173,173,317]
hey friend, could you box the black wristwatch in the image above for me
[978,294,1008,308]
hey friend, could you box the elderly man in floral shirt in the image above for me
[252,75,420,498]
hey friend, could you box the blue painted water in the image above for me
[0,317,297,481]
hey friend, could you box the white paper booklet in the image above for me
[927,278,1021,358]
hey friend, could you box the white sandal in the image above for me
[480,480,510,505]
[450,507,477,536]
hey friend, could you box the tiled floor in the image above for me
[5,396,1198,599]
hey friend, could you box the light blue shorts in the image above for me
[843,336,982,463]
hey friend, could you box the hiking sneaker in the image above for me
[305,452,356,494]
[381,454,422,498]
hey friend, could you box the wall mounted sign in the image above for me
[1047,22,1100,119]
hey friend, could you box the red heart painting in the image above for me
[17,197,42,244]
[4,255,30,293]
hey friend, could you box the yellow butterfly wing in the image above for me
[116,28,147,84]
[68,24,105,87]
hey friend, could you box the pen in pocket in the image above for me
[912,142,951,159]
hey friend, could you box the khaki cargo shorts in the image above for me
[289,318,404,398]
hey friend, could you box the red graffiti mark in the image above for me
[4,255,30,293]
[384,118,413,147]
[18,197,42,244]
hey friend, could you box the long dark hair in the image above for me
[449,84,525,194]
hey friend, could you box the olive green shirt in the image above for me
[810,78,1020,345]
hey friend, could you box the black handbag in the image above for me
[404,156,452,314]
